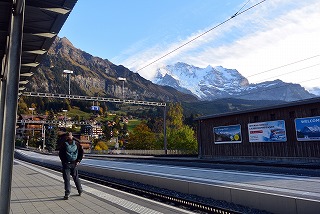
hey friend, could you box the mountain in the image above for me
[181,98,286,116]
[154,62,316,101]
[28,37,197,103]
[309,87,320,96]
[24,37,315,116]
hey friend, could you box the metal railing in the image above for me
[91,149,197,155]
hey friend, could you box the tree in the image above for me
[127,122,156,149]
[184,113,200,131]
[94,141,108,151]
[167,126,198,152]
[103,124,113,140]
[165,102,197,153]
[122,123,128,133]
[17,98,29,115]
[167,103,183,129]
[45,110,58,152]
[99,106,104,115]
[118,123,128,140]
[74,114,80,122]
[146,117,163,133]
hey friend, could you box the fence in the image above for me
[91,149,197,156]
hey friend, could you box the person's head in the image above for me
[66,132,73,142]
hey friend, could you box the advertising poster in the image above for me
[213,125,242,144]
[295,116,320,141]
[248,120,287,142]
[91,106,100,111]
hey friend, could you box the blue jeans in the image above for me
[62,163,82,195]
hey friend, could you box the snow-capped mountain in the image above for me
[301,125,320,133]
[154,62,316,101]
[308,87,320,96]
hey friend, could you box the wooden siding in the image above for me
[197,101,320,158]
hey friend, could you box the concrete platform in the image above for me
[10,160,194,214]
[15,150,320,214]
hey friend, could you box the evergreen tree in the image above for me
[74,114,80,121]
[122,123,128,133]
[102,123,113,140]
[184,113,200,131]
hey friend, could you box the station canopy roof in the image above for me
[0,0,77,94]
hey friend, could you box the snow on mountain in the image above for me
[154,62,248,100]
[301,125,320,133]
[153,62,315,101]
[308,87,320,96]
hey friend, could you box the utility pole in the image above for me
[163,105,167,155]
[42,124,45,150]
[63,70,73,95]
[117,77,126,99]
[62,109,67,129]
[28,107,34,120]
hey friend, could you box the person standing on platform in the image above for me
[59,132,83,200]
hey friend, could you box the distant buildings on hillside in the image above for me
[16,114,104,152]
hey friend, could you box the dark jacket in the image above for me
[59,140,84,164]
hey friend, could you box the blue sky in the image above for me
[59,0,320,90]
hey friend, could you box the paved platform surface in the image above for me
[10,160,194,214]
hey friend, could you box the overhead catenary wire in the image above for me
[247,54,320,78]
[232,0,251,18]
[135,0,267,72]
[254,63,320,82]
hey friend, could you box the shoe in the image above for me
[78,190,83,196]
[64,194,69,200]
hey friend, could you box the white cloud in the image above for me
[209,1,320,88]
[119,0,320,89]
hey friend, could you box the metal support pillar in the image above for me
[0,70,6,165]
[197,120,202,158]
[68,73,71,95]
[163,105,167,155]
[0,0,25,213]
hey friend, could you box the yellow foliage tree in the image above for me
[94,141,108,151]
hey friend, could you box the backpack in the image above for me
[65,141,78,162]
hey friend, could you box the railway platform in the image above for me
[10,160,193,214]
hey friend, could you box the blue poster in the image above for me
[248,120,287,142]
[91,106,100,111]
[213,125,242,144]
[295,116,320,141]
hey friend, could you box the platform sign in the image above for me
[91,106,100,111]
[213,124,242,144]
[248,120,287,143]
[295,116,320,141]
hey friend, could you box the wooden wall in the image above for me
[197,100,320,158]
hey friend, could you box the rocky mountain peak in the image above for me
[60,37,74,47]
[153,62,315,101]
[28,36,198,102]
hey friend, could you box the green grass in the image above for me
[65,108,142,131]
[127,119,141,132]
[67,108,91,120]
